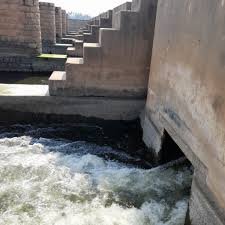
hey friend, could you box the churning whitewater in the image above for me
[0,125,192,225]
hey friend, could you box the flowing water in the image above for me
[0,124,193,225]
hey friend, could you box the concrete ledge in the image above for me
[67,47,76,57]
[66,57,84,65]
[190,177,225,225]
[72,40,84,57]
[65,34,76,39]
[49,71,67,95]
[0,84,145,121]
[74,34,84,41]
[60,38,74,45]
[50,85,147,99]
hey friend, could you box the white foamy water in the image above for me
[0,135,192,225]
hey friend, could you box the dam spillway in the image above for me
[0,0,224,224]
[0,124,192,225]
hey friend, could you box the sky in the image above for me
[41,0,127,17]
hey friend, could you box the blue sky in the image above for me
[40,0,127,17]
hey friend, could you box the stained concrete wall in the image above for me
[89,10,113,28]
[112,2,131,27]
[142,0,225,224]
[49,0,157,98]
[39,2,56,45]
[55,7,62,39]
[68,19,88,33]
[0,0,42,56]
[83,10,113,44]
[61,10,67,36]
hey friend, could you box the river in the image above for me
[0,124,192,225]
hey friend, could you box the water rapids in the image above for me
[0,124,192,225]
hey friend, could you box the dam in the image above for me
[0,0,224,224]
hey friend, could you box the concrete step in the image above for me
[66,47,76,57]
[42,43,72,54]
[68,32,77,35]
[75,34,84,40]
[48,0,156,98]
[83,43,102,64]
[91,25,100,34]
[72,39,83,44]
[79,29,89,33]
[100,18,112,28]
[83,28,99,43]
[66,57,84,65]
[49,71,67,96]
[84,43,100,48]
[70,40,84,57]
[60,38,74,45]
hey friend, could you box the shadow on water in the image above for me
[0,121,153,169]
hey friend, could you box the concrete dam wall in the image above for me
[49,0,158,98]
[0,0,224,224]
[141,0,225,224]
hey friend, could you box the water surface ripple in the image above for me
[0,125,192,225]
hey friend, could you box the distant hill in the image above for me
[68,12,91,20]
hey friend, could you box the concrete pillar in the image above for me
[55,7,62,40]
[62,10,67,36]
[0,0,42,56]
[66,14,69,34]
[39,2,56,46]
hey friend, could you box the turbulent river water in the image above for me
[0,124,193,225]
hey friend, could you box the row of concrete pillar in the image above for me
[0,0,69,57]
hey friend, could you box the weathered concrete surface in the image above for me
[73,4,132,59]
[42,43,72,54]
[67,47,77,57]
[55,7,62,40]
[0,84,145,121]
[141,0,225,223]
[0,0,42,56]
[89,10,113,28]
[39,2,56,46]
[61,10,67,36]
[112,2,131,27]
[70,40,83,57]
[49,0,157,98]
[86,10,113,41]
[71,10,113,58]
